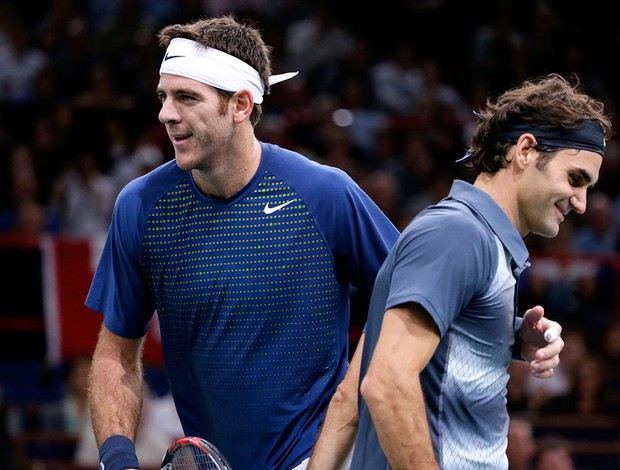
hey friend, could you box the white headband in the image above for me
[159,37,298,104]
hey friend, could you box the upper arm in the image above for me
[291,164,399,290]
[386,208,495,336]
[86,183,156,337]
[365,303,440,384]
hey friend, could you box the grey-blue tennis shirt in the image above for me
[351,180,530,469]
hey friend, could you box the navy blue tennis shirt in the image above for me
[86,142,399,470]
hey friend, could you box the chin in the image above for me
[174,154,195,171]
[535,225,560,239]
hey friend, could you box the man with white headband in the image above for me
[85,15,399,470]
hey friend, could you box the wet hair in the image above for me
[464,73,613,174]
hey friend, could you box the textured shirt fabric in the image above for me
[351,180,530,470]
[85,142,399,470]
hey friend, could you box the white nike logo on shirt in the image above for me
[263,200,295,214]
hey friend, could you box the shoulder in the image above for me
[115,160,185,210]
[262,143,358,196]
[409,201,494,242]
[400,200,498,266]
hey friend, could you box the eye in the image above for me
[569,174,578,186]
[156,91,165,103]
[568,172,590,188]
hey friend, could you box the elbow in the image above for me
[360,371,388,412]
[331,378,360,427]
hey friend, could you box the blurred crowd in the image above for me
[2,0,620,238]
[1,0,620,467]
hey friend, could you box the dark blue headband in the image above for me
[457,119,606,163]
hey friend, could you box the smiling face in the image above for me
[517,149,603,237]
[156,74,233,171]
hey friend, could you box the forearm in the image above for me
[361,306,440,469]
[365,376,438,469]
[307,385,357,470]
[308,334,364,470]
[89,326,145,445]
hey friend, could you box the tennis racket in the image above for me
[160,436,233,470]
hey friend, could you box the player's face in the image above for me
[157,74,233,170]
[518,149,602,237]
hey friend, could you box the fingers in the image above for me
[530,357,559,378]
[522,305,545,324]
[530,335,563,378]
[534,335,564,361]
[531,353,560,371]
[531,367,555,379]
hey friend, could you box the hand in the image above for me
[518,305,563,378]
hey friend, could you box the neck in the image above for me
[473,170,524,235]
[192,137,262,199]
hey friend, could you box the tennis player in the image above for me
[85,15,399,470]
[313,73,612,469]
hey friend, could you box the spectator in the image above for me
[0,144,55,234]
[369,41,424,115]
[393,129,436,203]
[468,0,527,97]
[358,170,402,227]
[50,150,117,240]
[282,2,355,88]
[73,63,136,111]
[572,191,618,253]
[507,416,536,470]
[0,17,48,105]
[533,436,575,470]
[38,354,91,435]
[74,378,183,468]
[599,318,620,412]
[508,361,536,413]
[524,328,588,413]
[110,141,165,193]
[540,354,618,416]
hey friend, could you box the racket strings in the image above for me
[170,446,222,470]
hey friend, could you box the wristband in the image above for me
[512,316,524,361]
[99,435,141,470]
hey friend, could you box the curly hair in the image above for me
[465,73,613,174]
[157,15,273,127]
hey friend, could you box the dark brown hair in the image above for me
[465,73,613,174]
[158,15,273,127]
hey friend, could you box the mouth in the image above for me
[171,132,192,143]
[554,203,567,222]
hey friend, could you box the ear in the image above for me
[513,133,539,170]
[231,89,254,123]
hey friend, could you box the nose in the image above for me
[570,188,587,214]
[159,98,180,124]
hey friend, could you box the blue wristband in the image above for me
[99,435,141,470]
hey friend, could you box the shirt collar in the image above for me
[446,180,530,275]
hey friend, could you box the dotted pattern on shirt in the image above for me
[142,172,340,400]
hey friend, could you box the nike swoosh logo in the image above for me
[264,200,295,214]
[164,54,185,61]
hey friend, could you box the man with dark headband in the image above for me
[309,73,612,469]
